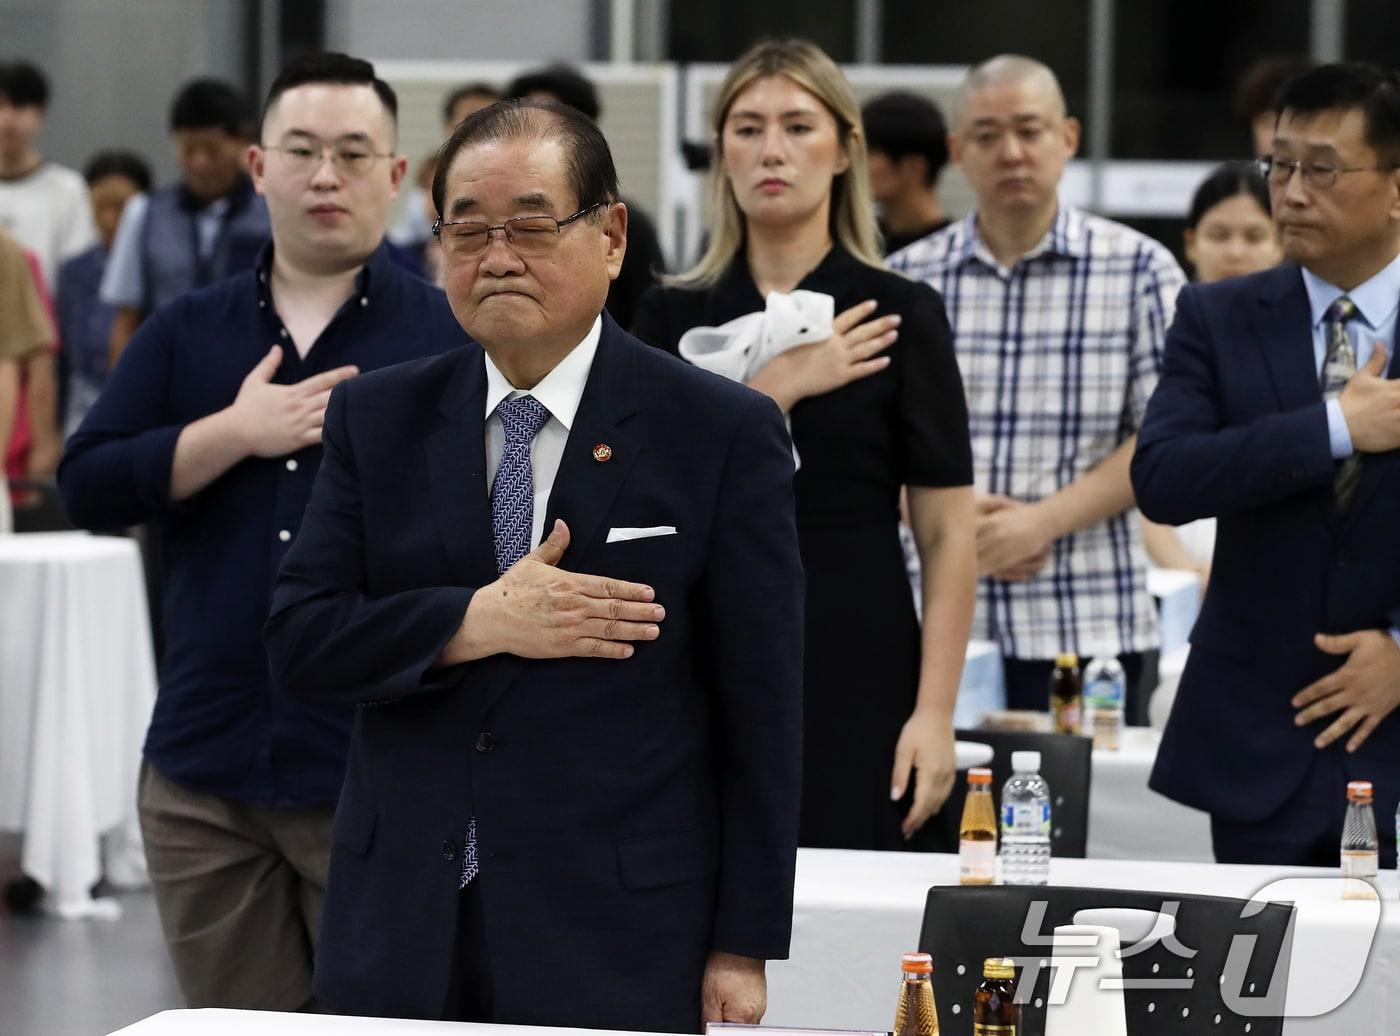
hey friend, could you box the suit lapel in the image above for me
[542,315,641,568]
[423,347,499,588]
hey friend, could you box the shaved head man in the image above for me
[891,55,1186,722]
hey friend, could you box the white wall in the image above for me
[0,0,244,182]
[325,0,594,62]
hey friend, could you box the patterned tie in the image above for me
[490,395,551,574]
[460,396,550,889]
[1321,296,1362,508]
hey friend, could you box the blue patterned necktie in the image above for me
[490,395,551,574]
[461,394,550,889]
[1321,296,1361,508]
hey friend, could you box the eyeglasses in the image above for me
[1256,155,1397,191]
[262,142,394,178]
[432,203,604,257]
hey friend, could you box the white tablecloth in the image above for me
[1086,726,1213,862]
[767,848,1397,1035]
[111,1017,655,1036]
[0,532,157,917]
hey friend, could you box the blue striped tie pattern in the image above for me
[461,395,550,889]
[490,395,551,574]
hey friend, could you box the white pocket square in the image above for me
[606,526,678,543]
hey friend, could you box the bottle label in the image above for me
[960,839,996,883]
[973,1026,1018,1035]
[1002,803,1051,834]
[1085,676,1124,708]
[1341,849,1378,879]
[1053,699,1081,734]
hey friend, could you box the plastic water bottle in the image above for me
[1001,750,1052,886]
[1083,656,1126,750]
[1341,780,1378,900]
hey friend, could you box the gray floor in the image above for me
[0,859,183,1036]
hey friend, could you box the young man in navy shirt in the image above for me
[59,53,466,1010]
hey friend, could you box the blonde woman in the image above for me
[632,39,976,850]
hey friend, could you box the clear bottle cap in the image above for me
[1011,750,1041,773]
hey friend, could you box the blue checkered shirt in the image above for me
[890,206,1186,660]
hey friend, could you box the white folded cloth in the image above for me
[677,290,836,469]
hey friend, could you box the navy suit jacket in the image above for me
[264,315,804,1030]
[1132,262,1400,824]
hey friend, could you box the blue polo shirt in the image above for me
[58,242,469,807]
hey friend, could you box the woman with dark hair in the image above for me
[1143,162,1281,600]
[1182,161,1281,284]
[632,39,976,851]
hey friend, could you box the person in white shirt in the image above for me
[0,61,96,287]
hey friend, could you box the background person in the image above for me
[890,54,1187,726]
[862,90,951,255]
[633,38,976,850]
[56,150,152,433]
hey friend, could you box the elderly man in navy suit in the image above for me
[1133,63,1400,867]
[265,98,803,1029]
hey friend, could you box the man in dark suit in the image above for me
[264,98,803,1029]
[1133,63,1400,867]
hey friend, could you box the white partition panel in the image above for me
[372,61,681,264]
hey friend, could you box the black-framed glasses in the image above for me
[432,203,604,257]
[262,142,394,178]
[1256,155,1397,191]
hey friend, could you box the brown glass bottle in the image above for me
[1049,652,1082,734]
[958,768,997,885]
[893,952,940,1036]
[973,957,1021,1035]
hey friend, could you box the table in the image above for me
[767,848,1398,1035]
[0,532,157,918]
[111,1017,655,1035]
[1086,726,1213,862]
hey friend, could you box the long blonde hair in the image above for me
[668,38,885,289]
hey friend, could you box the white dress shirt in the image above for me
[483,315,602,550]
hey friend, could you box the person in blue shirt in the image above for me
[58,53,467,1011]
[100,78,271,364]
[56,150,151,433]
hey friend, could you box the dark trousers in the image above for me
[1002,652,1148,726]
[1211,748,1398,869]
[441,877,494,1021]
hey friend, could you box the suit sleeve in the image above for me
[1131,284,1335,525]
[701,389,804,960]
[57,302,184,529]
[265,380,476,705]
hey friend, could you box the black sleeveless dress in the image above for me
[632,246,973,849]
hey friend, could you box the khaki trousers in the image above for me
[138,762,333,1009]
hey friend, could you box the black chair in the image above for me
[929,729,1093,858]
[918,884,1294,1036]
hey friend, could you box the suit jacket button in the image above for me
[475,731,495,752]
[441,840,456,861]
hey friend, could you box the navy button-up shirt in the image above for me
[58,242,468,807]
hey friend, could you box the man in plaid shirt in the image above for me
[891,55,1186,722]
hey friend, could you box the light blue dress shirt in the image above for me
[1303,250,1400,458]
[1302,250,1400,647]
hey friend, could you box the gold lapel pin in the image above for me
[592,443,613,463]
